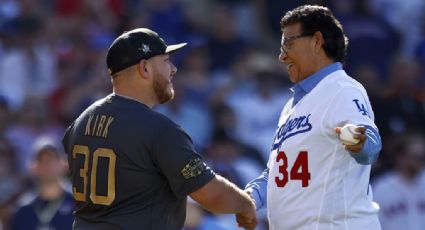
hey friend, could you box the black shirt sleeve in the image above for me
[152,126,215,198]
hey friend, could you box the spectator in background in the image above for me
[369,0,425,58]
[341,0,399,79]
[210,103,265,167]
[11,137,74,230]
[5,96,64,173]
[373,131,425,230]
[378,57,425,137]
[212,50,290,160]
[207,4,247,71]
[414,23,425,81]
[0,139,24,230]
[0,96,10,138]
[47,41,112,126]
[145,0,187,45]
[211,103,238,139]
[228,68,289,161]
[177,45,212,106]
[204,130,263,188]
[202,131,267,230]
[48,58,84,125]
[156,45,214,149]
[156,77,213,150]
[254,0,304,42]
[0,14,57,111]
[253,0,331,50]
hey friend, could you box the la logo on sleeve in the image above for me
[353,99,369,117]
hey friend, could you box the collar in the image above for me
[112,93,148,106]
[290,62,343,95]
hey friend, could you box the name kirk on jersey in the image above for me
[85,114,114,138]
[272,114,312,150]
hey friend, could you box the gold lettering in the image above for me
[91,115,99,136]
[72,145,89,202]
[85,115,94,136]
[102,116,114,138]
[71,145,116,205]
[90,148,116,205]
[85,114,113,138]
[96,115,106,137]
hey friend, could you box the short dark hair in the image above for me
[280,5,348,63]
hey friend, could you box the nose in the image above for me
[279,50,288,63]
[171,62,177,75]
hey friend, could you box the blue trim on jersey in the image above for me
[245,168,268,210]
[247,62,382,210]
[289,62,381,164]
[350,125,382,165]
[291,62,343,107]
[247,125,381,210]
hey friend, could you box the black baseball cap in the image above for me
[106,28,187,75]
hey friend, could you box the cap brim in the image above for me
[165,43,187,54]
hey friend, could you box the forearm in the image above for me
[350,125,381,165]
[190,174,255,214]
[245,168,268,210]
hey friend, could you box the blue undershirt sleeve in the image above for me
[245,168,269,210]
[349,125,381,165]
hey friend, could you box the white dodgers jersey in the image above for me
[267,70,381,230]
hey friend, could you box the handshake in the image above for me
[189,175,259,229]
[235,190,258,230]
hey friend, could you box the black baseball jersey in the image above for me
[62,94,215,230]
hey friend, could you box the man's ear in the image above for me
[313,31,325,53]
[138,60,149,78]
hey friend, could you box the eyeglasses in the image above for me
[281,33,314,54]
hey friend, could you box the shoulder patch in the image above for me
[181,158,206,179]
[352,99,370,117]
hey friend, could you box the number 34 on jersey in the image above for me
[275,151,311,188]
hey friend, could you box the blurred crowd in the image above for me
[0,0,424,229]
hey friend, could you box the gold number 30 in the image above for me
[72,145,116,205]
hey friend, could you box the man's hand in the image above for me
[235,190,257,230]
[235,202,257,229]
[335,126,366,152]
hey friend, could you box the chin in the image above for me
[158,91,174,104]
[166,88,175,100]
[290,72,304,83]
[167,92,175,101]
[289,76,298,83]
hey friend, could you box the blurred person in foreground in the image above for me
[11,137,74,230]
[240,5,382,229]
[373,131,425,230]
[62,28,257,230]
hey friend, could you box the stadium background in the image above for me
[0,0,424,229]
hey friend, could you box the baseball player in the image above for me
[239,5,382,230]
[62,28,257,230]
[373,131,425,230]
